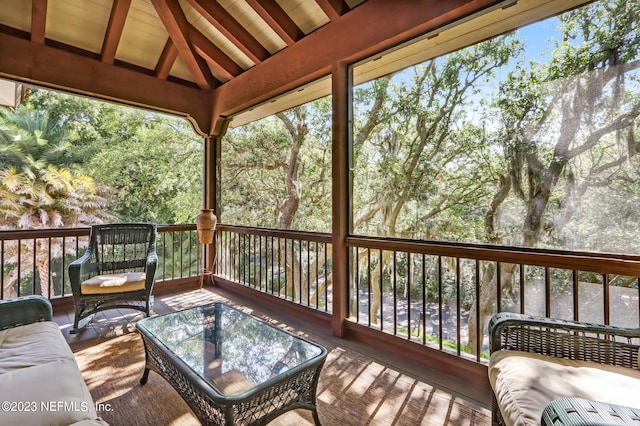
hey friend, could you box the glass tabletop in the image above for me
[136,303,325,397]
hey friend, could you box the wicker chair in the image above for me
[488,312,640,426]
[69,223,158,332]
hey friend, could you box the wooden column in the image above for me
[203,120,228,277]
[331,61,352,337]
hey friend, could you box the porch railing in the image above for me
[2,224,639,366]
[0,224,201,300]
[213,226,640,363]
[347,236,640,362]
[215,225,332,314]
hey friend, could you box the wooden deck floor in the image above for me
[54,286,492,425]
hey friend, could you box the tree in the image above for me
[87,110,202,224]
[0,106,112,298]
[467,0,640,352]
[222,101,332,301]
[351,37,522,324]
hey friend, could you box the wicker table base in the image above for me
[136,303,327,426]
[542,398,640,426]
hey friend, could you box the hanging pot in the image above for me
[196,209,217,245]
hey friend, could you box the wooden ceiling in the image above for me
[0,0,591,135]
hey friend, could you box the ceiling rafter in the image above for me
[212,0,504,119]
[101,0,131,64]
[185,0,269,65]
[30,0,47,44]
[155,38,178,79]
[245,0,303,47]
[189,26,243,81]
[150,0,215,90]
[315,0,349,21]
[0,31,213,134]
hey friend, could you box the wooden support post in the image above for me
[203,122,227,282]
[331,61,352,337]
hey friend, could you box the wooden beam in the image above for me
[30,0,47,44]
[189,25,243,81]
[185,0,269,64]
[155,38,178,79]
[0,31,214,135]
[150,0,215,90]
[246,0,303,47]
[315,0,348,21]
[212,0,503,119]
[101,0,131,64]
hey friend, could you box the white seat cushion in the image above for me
[81,272,146,294]
[489,350,640,426]
[0,321,106,425]
[0,322,74,374]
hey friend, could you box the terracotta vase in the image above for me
[196,209,217,245]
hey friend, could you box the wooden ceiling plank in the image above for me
[30,0,47,44]
[0,31,213,135]
[101,0,131,64]
[155,38,178,79]
[315,0,349,21]
[185,0,269,64]
[189,26,242,80]
[246,0,303,47]
[213,0,503,119]
[150,0,214,90]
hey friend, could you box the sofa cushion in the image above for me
[0,321,108,426]
[0,321,74,374]
[488,350,640,426]
[0,358,102,426]
[81,272,145,294]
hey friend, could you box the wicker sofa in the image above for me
[0,295,108,426]
[488,312,640,426]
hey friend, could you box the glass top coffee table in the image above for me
[136,302,327,425]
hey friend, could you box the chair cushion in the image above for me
[488,350,640,426]
[81,272,146,295]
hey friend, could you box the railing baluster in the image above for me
[379,249,383,332]
[456,257,461,355]
[17,240,21,297]
[604,273,610,325]
[545,266,551,318]
[307,241,311,306]
[437,255,442,350]
[422,254,426,345]
[519,264,525,314]
[393,250,397,336]
[573,270,579,321]
[475,260,480,361]
[367,248,371,327]
[1,240,4,299]
[496,261,501,314]
[32,237,37,295]
[354,247,359,322]
[47,237,52,297]
[407,252,411,341]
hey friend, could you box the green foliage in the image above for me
[19,89,203,225]
[87,110,202,224]
[222,101,331,231]
[0,105,111,229]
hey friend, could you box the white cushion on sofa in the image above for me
[488,350,640,426]
[0,322,74,373]
[0,321,108,426]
